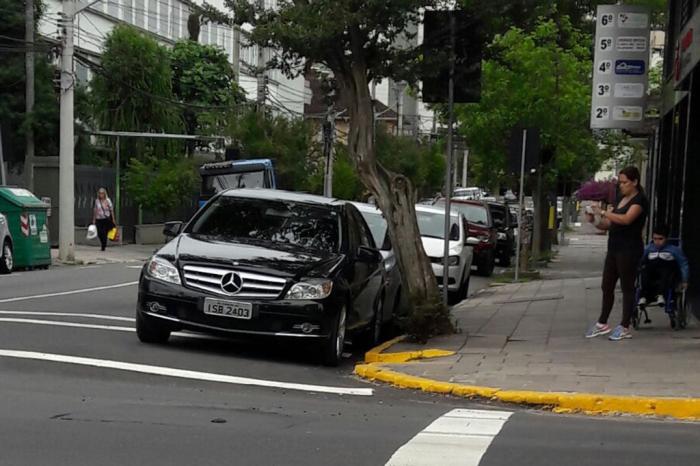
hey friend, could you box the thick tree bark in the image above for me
[337,64,451,340]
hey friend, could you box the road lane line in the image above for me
[0,349,374,397]
[0,282,139,303]
[385,409,512,466]
[0,311,135,322]
[0,317,212,340]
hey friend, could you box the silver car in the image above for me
[415,204,474,304]
[352,202,403,324]
[0,213,13,274]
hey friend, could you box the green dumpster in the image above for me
[0,187,51,269]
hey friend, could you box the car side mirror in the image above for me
[357,246,382,263]
[163,221,183,238]
[465,237,479,246]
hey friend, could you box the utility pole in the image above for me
[322,107,334,197]
[442,12,456,305]
[395,82,404,136]
[58,0,77,262]
[232,25,241,83]
[25,0,35,191]
[256,0,266,112]
[462,149,469,188]
[57,0,99,263]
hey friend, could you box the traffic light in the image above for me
[422,10,486,104]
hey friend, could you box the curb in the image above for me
[355,337,700,421]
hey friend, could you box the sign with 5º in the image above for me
[590,4,650,129]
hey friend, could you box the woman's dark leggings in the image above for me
[96,217,113,250]
[598,250,642,328]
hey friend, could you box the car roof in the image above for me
[220,188,345,207]
[450,198,488,207]
[350,201,382,214]
[415,204,460,216]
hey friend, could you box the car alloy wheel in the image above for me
[335,306,346,360]
[1,242,12,274]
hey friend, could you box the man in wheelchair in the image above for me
[638,225,689,308]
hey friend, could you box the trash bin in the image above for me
[0,187,51,269]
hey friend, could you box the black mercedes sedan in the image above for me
[136,189,386,365]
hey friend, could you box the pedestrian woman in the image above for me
[585,166,648,341]
[92,187,116,252]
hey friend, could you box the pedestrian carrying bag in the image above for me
[87,224,98,240]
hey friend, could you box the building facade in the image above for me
[652,0,700,318]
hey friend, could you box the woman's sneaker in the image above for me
[585,322,611,338]
[608,325,632,341]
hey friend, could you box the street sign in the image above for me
[590,5,650,130]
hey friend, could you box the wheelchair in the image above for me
[632,239,689,331]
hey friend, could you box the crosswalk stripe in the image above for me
[386,409,512,466]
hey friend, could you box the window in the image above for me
[108,0,120,18]
[134,0,145,28]
[148,0,157,32]
[416,210,460,240]
[159,0,169,36]
[359,211,388,249]
[188,197,340,253]
[170,3,180,38]
[352,210,375,248]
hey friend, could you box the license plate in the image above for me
[203,298,253,320]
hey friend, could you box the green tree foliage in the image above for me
[90,25,181,138]
[227,110,322,193]
[0,0,60,164]
[456,16,603,190]
[123,155,199,218]
[170,40,246,143]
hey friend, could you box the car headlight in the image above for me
[497,232,507,240]
[448,255,460,266]
[285,279,333,300]
[146,256,181,285]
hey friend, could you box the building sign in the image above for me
[675,7,700,86]
[591,5,651,130]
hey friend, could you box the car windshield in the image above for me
[434,200,489,226]
[490,207,505,225]
[416,210,459,240]
[359,211,388,249]
[188,197,340,253]
[451,203,489,225]
[203,171,266,193]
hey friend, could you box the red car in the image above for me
[434,198,497,276]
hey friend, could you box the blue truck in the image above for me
[198,158,277,208]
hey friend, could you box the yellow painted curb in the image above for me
[364,335,456,364]
[354,364,700,421]
[357,336,700,421]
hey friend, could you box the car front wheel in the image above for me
[322,305,347,366]
[136,311,171,344]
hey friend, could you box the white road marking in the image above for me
[0,349,374,397]
[385,409,512,466]
[0,317,211,340]
[0,281,138,303]
[79,266,101,269]
[0,311,134,322]
[126,265,143,269]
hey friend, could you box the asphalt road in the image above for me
[1,263,698,465]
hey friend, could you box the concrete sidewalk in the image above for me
[356,228,700,418]
[51,243,159,265]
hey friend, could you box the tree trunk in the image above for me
[338,64,451,340]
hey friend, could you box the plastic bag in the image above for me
[87,224,98,240]
[107,227,119,242]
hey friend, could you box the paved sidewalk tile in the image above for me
[387,229,700,399]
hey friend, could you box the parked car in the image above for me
[136,189,386,366]
[415,205,474,304]
[434,199,497,276]
[487,202,517,267]
[0,213,13,274]
[453,187,484,200]
[352,202,404,324]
